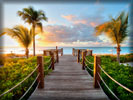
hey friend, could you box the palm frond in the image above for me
[5,25,33,48]
[95,11,128,45]
[0,32,6,37]
[36,22,43,32]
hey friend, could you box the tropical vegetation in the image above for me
[95,11,128,63]
[17,6,48,56]
[4,25,33,58]
[85,54,133,100]
[0,56,51,100]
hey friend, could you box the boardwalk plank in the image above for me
[29,55,108,100]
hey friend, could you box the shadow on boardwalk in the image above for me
[29,55,108,100]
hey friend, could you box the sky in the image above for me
[0,1,132,48]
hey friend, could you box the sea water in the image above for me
[0,47,133,55]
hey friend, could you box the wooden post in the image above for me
[77,50,80,63]
[56,50,59,63]
[43,50,46,56]
[48,51,51,56]
[82,51,85,70]
[90,50,92,56]
[50,52,54,70]
[56,46,58,50]
[94,55,101,88]
[82,51,87,70]
[72,48,75,56]
[61,48,63,56]
[37,56,44,89]
[85,51,87,57]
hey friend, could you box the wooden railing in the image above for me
[82,53,133,100]
[72,48,93,63]
[43,48,63,63]
[0,55,54,100]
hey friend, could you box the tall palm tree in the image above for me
[17,6,48,56]
[95,11,128,63]
[5,25,33,58]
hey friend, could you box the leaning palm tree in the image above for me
[5,25,33,58]
[95,11,128,63]
[0,32,6,37]
[17,6,48,56]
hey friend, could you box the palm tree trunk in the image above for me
[32,24,35,56]
[116,45,121,63]
[25,47,29,58]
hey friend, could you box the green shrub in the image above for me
[85,55,133,100]
[0,56,52,100]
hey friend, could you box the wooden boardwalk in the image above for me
[29,55,108,100]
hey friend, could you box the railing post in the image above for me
[77,50,80,63]
[82,51,87,70]
[90,50,93,56]
[94,55,101,88]
[37,56,44,89]
[50,52,54,70]
[43,50,46,56]
[48,50,51,56]
[82,51,85,70]
[56,50,59,63]
[72,48,75,56]
[61,48,63,56]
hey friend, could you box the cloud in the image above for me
[47,20,56,24]
[61,15,76,21]
[36,7,129,47]
[62,13,104,28]
[37,24,101,44]
[90,22,97,27]
[37,12,106,47]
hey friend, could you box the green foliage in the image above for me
[95,11,128,44]
[0,56,51,100]
[0,58,5,65]
[85,55,133,100]
[120,53,133,63]
[85,56,94,76]
[98,53,133,63]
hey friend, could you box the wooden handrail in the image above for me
[43,47,63,63]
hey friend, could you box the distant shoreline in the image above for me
[0,47,132,55]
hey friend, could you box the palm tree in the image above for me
[17,6,48,56]
[0,32,6,37]
[5,25,33,58]
[95,11,128,63]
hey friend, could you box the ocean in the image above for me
[0,47,133,55]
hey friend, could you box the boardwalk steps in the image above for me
[29,55,108,100]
